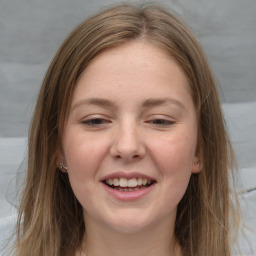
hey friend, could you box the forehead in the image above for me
[78,41,187,83]
[72,41,192,109]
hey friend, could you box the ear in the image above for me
[56,149,67,173]
[191,155,202,173]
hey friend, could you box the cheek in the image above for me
[63,129,108,184]
[151,131,196,196]
[155,132,196,173]
[64,128,98,163]
[63,132,108,207]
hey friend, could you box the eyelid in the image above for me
[145,114,176,126]
[81,115,112,127]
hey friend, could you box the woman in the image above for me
[11,4,241,256]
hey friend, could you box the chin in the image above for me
[103,211,160,234]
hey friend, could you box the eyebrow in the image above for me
[142,97,186,110]
[71,97,186,112]
[71,98,115,112]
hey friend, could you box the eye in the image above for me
[82,118,111,127]
[151,119,174,126]
[145,117,175,127]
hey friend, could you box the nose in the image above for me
[110,122,146,162]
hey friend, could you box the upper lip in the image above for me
[100,171,156,182]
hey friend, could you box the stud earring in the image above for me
[59,163,68,173]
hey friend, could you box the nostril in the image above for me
[114,154,141,160]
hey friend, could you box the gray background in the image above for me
[0,0,255,254]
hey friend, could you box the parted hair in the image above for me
[11,3,240,256]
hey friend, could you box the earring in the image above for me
[60,163,68,173]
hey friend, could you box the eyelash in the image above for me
[82,118,110,127]
[146,119,175,127]
[81,117,175,128]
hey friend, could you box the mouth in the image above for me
[102,177,156,192]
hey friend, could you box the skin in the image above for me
[61,41,200,256]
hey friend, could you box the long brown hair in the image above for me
[11,4,240,256]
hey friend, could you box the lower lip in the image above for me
[102,182,155,201]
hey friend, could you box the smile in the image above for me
[103,176,156,193]
[101,172,156,200]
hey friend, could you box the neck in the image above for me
[79,216,182,256]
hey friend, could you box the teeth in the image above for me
[105,177,153,187]
[113,178,119,186]
[116,187,141,192]
[120,177,128,187]
[142,178,147,185]
[128,178,137,187]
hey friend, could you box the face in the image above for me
[61,42,200,234]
